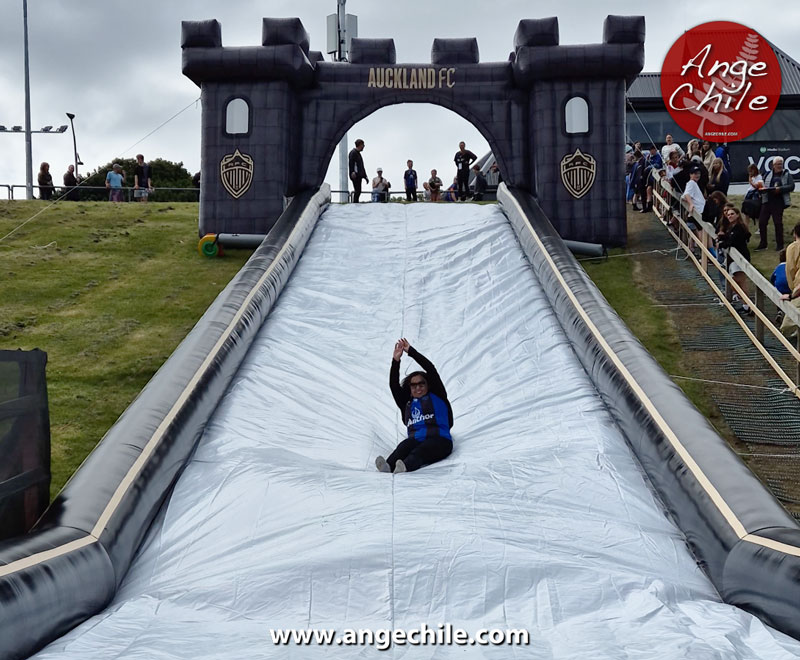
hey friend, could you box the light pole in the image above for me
[23,0,33,199]
[0,124,69,198]
[65,113,82,178]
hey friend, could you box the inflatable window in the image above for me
[564,96,589,135]
[225,98,249,135]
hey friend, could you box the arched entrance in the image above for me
[321,104,490,199]
[182,14,644,246]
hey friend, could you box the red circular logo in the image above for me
[661,21,781,142]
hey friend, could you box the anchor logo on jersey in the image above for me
[220,149,254,199]
[560,148,596,199]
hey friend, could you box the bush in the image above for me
[74,158,198,202]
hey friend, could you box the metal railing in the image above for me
[652,176,800,396]
[0,184,199,202]
[330,186,498,203]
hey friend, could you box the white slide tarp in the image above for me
[33,204,800,658]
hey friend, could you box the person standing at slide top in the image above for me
[454,141,477,201]
[348,139,368,202]
[404,159,418,202]
[376,339,454,474]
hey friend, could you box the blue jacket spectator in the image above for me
[714,143,732,176]
[772,260,791,295]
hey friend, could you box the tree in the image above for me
[76,157,197,202]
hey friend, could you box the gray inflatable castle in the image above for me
[182,15,644,246]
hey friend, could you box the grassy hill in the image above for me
[0,201,252,497]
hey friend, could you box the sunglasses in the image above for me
[409,381,427,388]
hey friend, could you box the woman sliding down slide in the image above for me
[376,339,454,474]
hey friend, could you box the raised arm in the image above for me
[407,345,447,399]
[389,340,407,411]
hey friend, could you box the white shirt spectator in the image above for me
[661,142,685,163]
[748,173,763,192]
[666,163,682,181]
[682,179,706,215]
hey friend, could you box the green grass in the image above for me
[0,201,252,498]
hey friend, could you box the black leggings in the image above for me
[758,197,785,249]
[387,436,452,472]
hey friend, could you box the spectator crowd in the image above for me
[626,134,798,335]
[35,155,155,203]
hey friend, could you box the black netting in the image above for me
[626,213,800,512]
[0,350,50,540]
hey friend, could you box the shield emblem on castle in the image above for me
[220,149,254,199]
[560,149,596,199]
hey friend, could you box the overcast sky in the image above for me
[1,0,799,196]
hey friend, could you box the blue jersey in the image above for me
[404,169,417,188]
[390,347,454,443]
[406,393,452,442]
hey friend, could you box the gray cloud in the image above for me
[1,1,797,195]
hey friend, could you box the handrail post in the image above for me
[682,206,688,248]
[797,333,800,386]
[755,288,765,345]
[725,266,732,301]
[701,229,708,271]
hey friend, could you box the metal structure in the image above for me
[65,112,82,178]
[22,0,32,199]
[2,1,69,198]
[328,1,358,203]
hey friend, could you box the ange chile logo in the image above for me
[660,21,781,143]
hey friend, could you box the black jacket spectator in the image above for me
[702,191,728,232]
[672,158,691,194]
[707,160,730,196]
[718,221,751,264]
[37,163,54,200]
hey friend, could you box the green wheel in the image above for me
[198,234,219,258]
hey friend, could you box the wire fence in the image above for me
[0,184,199,203]
[330,185,500,203]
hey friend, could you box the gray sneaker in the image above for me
[375,456,391,473]
[393,459,407,474]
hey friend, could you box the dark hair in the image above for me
[355,139,364,147]
[400,371,428,399]
[794,223,800,238]
[725,206,747,229]
[779,248,787,262]
[709,191,728,207]
[706,191,728,226]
